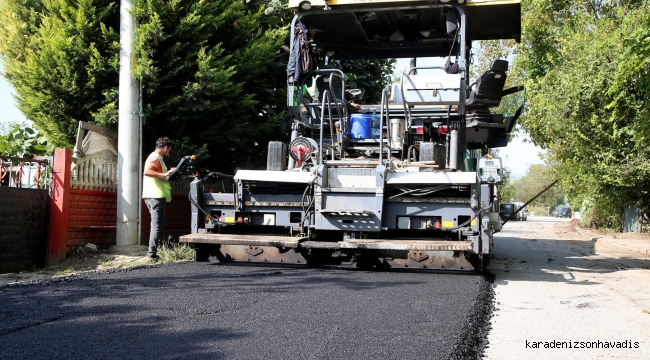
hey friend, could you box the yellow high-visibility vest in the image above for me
[142,152,172,202]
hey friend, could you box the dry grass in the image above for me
[157,243,195,263]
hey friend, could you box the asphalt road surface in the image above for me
[0,263,493,359]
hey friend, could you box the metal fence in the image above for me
[0,155,52,190]
[0,155,52,272]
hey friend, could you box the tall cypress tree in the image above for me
[0,0,289,171]
[1,0,395,171]
[0,0,119,148]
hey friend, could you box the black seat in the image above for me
[467,59,509,108]
[313,73,344,104]
[314,64,345,103]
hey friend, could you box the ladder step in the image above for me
[180,233,305,248]
[338,239,473,251]
[319,210,375,217]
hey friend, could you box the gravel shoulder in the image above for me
[485,217,650,359]
[0,246,156,286]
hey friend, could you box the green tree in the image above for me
[498,167,517,203]
[1,0,396,172]
[341,58,396,104]
[511,164,564,210]
[0,122,54,158]
[514,0,650,229]
[0,0,119,148]
[0,0,293,171]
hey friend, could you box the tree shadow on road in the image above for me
[0,262,490,359]
[490,230,650,285]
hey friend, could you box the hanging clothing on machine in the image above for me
[287,22,315,85]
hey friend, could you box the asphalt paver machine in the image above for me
[180,0,523,271]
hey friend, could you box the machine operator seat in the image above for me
[466,59,509,109]
[311,64,346,105]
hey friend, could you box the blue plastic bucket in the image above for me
[371,112,381,139]
[350,114,371,139]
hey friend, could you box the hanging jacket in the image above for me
[298,22,315,79]
[287,23,315,83]
[287,25,302,81]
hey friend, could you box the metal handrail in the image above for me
[327,71,346,123]
[379,87,391,164]
[319,90,338,164]
[0,155,52,190]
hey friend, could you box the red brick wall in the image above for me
[66,190,117,251]
[140,195,192,245]
[50,148,192,258]
[64,191,191,252]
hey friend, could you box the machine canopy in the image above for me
[296,1,521,60]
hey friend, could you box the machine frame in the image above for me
[180,0,523,271]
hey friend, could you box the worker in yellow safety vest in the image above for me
[142,137,176,259]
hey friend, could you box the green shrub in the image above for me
[157,243,195,263]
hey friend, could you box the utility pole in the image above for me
[116,0,140,246]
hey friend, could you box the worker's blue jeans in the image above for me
[145,198,166,256]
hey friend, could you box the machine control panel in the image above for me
[477,156,503,184]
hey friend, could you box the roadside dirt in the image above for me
[45,251,153,274]
[0,250,154,286]
[486,217,650,360]
[515,217,650,241]
[508,217,650,261]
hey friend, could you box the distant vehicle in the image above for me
[556,207,572,218]
[500,203,527,221]
[499,203,516,220]
[513,202,527,221]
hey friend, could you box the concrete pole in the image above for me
[116,0,140,246]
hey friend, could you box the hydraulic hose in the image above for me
[187,172,234,224]
[450,204,492,230]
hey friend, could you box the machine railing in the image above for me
[319,90,336,163]
[314,70,347,164]
[0,155,52,190]
[379,87,391,164]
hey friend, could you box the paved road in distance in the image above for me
[1,263,493,359]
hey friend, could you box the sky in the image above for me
[0,63,27,125]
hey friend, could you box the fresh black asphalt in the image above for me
[0,263,494,359]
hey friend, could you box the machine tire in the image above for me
[355,253,381,270]
[480,254,490,272]
[193,244,212,262]
[469,253,490,272]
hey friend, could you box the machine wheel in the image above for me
[193,244,216,262]
[469,253,490,272]
[479,254,490,272]
[355,253,382,270]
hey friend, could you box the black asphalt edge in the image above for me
[0,264,161,291]
[0,263,289,291]
[449,272,496,360]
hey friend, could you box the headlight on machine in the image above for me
[300,1,312,10]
